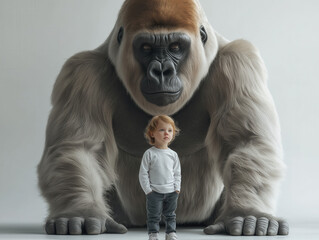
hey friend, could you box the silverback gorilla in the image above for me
[38,0,289,236]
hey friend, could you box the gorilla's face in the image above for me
[107,0,217,115]
[132,32,191,106]
[110,26,212,115]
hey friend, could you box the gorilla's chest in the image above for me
[112,89,210,157]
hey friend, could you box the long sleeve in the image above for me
[139,151,152,195]
[173,153,181,192]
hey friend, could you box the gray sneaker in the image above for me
[166,232,178,240]
[149,232,159,240]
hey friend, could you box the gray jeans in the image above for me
[146,191,179,234]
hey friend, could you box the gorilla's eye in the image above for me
[142,44,152,52]
[169,43,180,52]
[200,25,207,44]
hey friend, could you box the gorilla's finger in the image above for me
[226,216,244,236]
[203,222,225,235]
[278,220,289,235]
[55,218,68,235]
[69,217,84,235]
[267,219,279,236]
[85,217,102,235]
[243,215,256,236]
[45,219,55,235]
[256,217,269,236]
[105,218,128,233]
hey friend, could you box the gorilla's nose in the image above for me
[147,60,176,85]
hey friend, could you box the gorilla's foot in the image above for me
[45,217,127,235]
[204,216,289,236]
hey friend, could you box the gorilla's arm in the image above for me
[204,40,289,236]
[38,51,127,234]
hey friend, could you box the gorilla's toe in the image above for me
[55,218,68,235]
[69,217,84,235]
[85,217,102,235]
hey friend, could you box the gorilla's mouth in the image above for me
[140,73,183,106]
[142,89,183,106]
[143,90,181,95]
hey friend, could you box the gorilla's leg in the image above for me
[39,145,127,235]
[203,144,289,236]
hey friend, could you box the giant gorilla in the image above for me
[38,0,289,236]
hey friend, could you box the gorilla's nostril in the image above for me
[163,69,173,76]
[153,69,162,77]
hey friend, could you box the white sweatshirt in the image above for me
[139,146,181,194]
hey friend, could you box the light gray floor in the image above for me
[0,223,319,240]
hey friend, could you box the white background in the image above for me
[0,0,318,225]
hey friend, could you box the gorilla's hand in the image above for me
[204,215,289,236]
[45,216,127,235]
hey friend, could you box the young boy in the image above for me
[139,115,181,240]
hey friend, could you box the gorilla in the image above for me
[38,0,289,236]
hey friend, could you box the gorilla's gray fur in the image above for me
[38,0,288,236]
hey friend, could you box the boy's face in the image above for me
[151,120,174,148]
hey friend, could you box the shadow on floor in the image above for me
[0,224,44,235]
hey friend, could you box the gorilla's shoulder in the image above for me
[218,39,260,57]
[52,50,115,106]
[63,50,111,71]
[212,39,267,86]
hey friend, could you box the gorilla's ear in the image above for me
[117,27,124,44]
[200,26,207,44]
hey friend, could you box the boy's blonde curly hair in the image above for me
[144,115,180,145]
